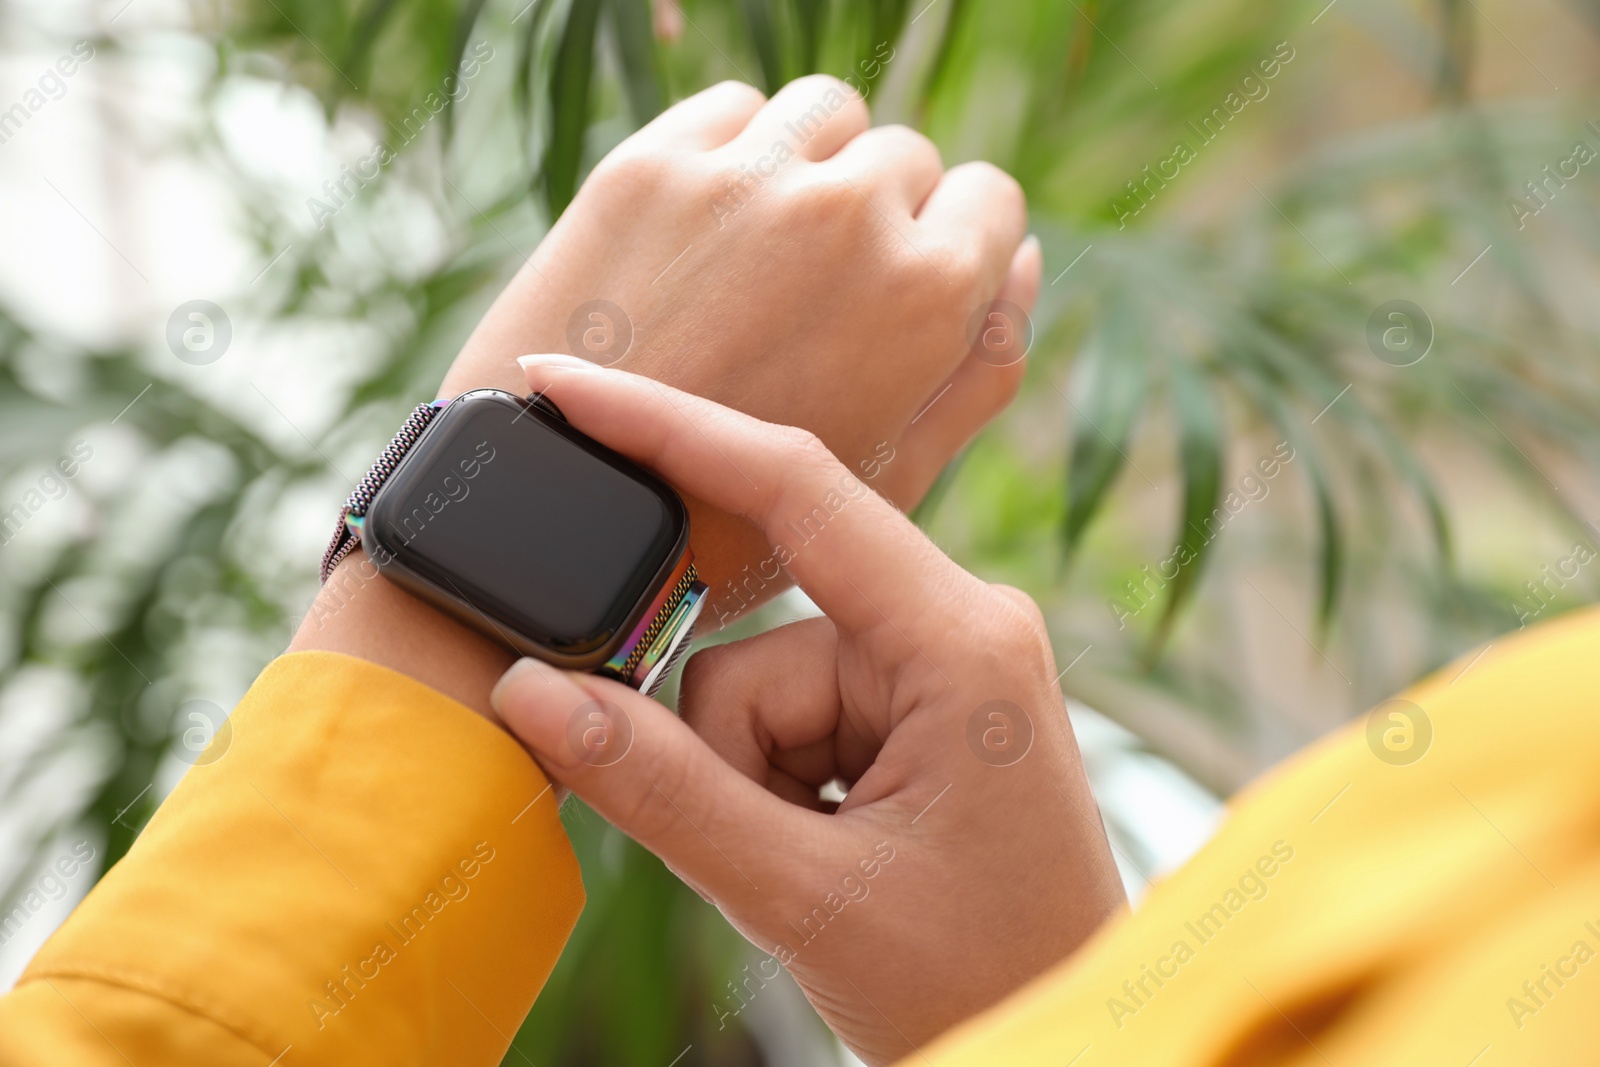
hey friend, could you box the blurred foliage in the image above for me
[3,0,1599,1063]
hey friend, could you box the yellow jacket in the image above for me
[3,608,1596,1065]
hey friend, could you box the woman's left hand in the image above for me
[295,76,1037,715]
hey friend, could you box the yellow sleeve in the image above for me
[912,606,1600,1067]
[0,651,583,1067]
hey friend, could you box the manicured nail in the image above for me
[518,353,599,372]
[489,656,546,717]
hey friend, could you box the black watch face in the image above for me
[366,391,686,657]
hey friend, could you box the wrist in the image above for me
[298,384,716,705]
[289,548,513,720]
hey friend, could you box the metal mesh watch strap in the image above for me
[320,400,447,583]
[600,553,707,696]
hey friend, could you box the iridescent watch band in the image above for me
[604,552,706,694]
[320,400,448,584]
[319,397,704,695]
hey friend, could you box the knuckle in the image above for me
[993,583,1046,624]
[920,238,985,291]
[706,79,766,109]
[788,72,847,94]
[873,123,941,168]
[614,781,674,844]
[777,73,870,128]
[624,744,696,842]
[678,646,731,710]
[988,357,1027,406]
[784,424,834,466]
[785,72,857,104]
[957,160,1026,212]
[995,172,1027,219]
[770,424,839,499]
[586,149,683,199]
[971,339,1029,403]
[781,171,859,220]
[987,584,1050,659]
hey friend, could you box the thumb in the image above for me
[490,657,798,898]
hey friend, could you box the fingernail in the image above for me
[1022,234,1041,256]
[490,656,547,716]
[518,353,600,372]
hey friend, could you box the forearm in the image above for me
[289,548,514,719]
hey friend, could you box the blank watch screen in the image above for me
[369,395,682,653]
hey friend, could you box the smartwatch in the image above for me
[321,388,705,695]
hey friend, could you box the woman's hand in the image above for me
[491,357,1125,1066]
[446,75,1037,600]
[295,75,1037,715]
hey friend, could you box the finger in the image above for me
[892,236,1040,496]
[491,657,817,899]
[727,74,870,163]
[518,355,982,640]
[822,124,942,212]
[680,618,884,793]
[915,160,1028,296]
[631,80,766,151]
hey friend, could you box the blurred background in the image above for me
[2,0,1598,1062]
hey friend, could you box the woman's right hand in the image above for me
[491,356,1126,1065]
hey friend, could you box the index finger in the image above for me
[518,355,981,640]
